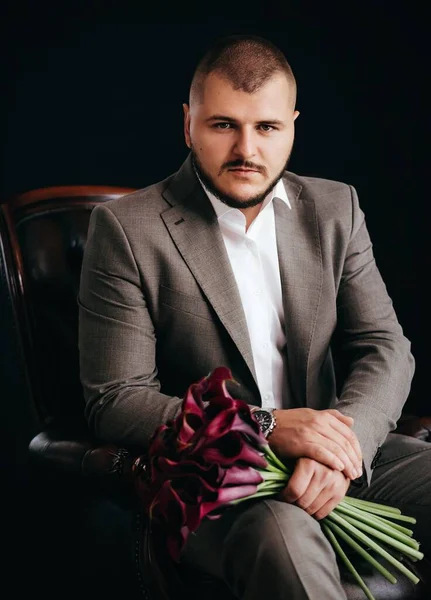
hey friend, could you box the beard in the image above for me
[191,146,291,210]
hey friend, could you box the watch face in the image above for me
[254,410,273,433]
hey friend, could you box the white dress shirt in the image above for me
[199,177,291,410]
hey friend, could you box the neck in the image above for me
[240,204,263,231]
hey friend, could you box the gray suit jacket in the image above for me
[78,155,414,483]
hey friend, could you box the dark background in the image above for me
[1,4,429,431]
[1,1,429,594]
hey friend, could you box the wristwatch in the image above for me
[251,407,277,438]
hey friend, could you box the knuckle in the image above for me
[315,447,327,461]
[310,415,320,427]
[334,494,344,507]
[299,425,309,437]
[346,429,356,442]
[287,484,302,501]
[324,474,334,487]
[329,443,341,458]
[341,438,352,452]
[296,498,308,510]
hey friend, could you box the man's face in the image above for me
[183,72,299,209]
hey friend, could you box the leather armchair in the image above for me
[1,185,430,600]
[1,186,145,599]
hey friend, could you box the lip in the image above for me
[228,168,260,173]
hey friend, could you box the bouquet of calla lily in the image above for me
[133,367,424,600]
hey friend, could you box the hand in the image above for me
[279,457,350,520]
[268,408,362,480]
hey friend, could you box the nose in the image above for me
[233,127,257,159]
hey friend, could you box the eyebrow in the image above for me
[206,114,285,126]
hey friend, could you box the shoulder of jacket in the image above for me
[96,172,176,217]
[285,170,353,197]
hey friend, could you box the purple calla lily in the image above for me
[134,368,424,599]
[134,367,274,560]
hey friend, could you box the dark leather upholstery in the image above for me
[1,186,144,599]
[1,185,430,600]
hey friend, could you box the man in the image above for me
[78,34,430,599]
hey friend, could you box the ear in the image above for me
[293,110,300,121]
[183,103,191,148]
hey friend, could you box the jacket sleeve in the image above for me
[334,185,415,485]
[78,203,183,450]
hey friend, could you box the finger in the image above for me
[328,416,363,465]
[300,441,347,472]
[347,429,363,467]
[319,425,362,476]
[301,486,332,516]
[305,437,358,480]
[283,462,314,503]
[314,495,343,520]
[314,415,362,474]
[316,412,362,472]
[326,409,354,426]
[295,477,325,513]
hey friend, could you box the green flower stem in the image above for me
[257,470,289,482]
[366,513,414,537]
[351,507,417,547]
[335,504,419,550]
[261,444,290,475]
[257,481,285,494]
[231,489,282,504]
[356,514,417,548]
[322,523,377,600]
[338,514,423,561]
[325,520,397,585]
[263,460,287,475]
[348,505,416,523]
[343,499,416,523]
[327,512,421,584]
[344,496,401,514]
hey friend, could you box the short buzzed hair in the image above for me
[189,34,297,108]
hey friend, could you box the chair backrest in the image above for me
[0,185,136,433]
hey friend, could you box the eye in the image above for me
[259,124,275,132]
[213,122,234,130]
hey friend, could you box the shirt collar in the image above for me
[196,172,291,221]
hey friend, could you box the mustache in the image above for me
[222,160,265,174]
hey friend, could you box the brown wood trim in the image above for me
[8,185,137,210]
[0,207,39,422]
[0,203,45,420]
[1,203,28,311]
[13,200,113,222]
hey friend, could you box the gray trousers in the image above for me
[181,434,431,599]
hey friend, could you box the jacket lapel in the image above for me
[161,157,323,406]
[274,179,323,407]
[161,156,258,386]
